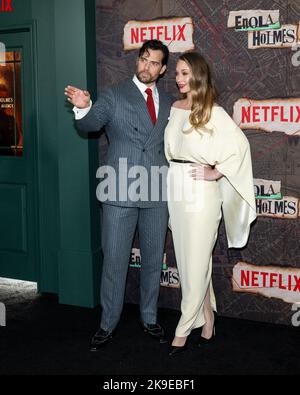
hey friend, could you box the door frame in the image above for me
[0,22,40,286]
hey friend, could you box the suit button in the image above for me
[142,149,146,152]
[158,150,161,154]
[134,127,138,131]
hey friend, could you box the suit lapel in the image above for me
[124,79,170,146]
[125,80,154,131]
[144,86,170,147]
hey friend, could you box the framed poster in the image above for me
[0,50,23,156]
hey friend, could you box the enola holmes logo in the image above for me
[0,0,13,12]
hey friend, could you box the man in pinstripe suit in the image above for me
[65,40,173,351]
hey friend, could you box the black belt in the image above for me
[170,159,194,164]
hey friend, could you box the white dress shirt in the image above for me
[73,75,159,120]
[132,74,159,117]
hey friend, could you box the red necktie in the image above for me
[145,88,157,124]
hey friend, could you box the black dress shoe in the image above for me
[169,344,188,356]
[90,328,114,351]
[197,326,216,347]
[141,322,167,344]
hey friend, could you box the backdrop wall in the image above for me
[95,0,300,325]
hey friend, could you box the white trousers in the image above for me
[167,162,222,337]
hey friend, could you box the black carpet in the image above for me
[0,279,299,376]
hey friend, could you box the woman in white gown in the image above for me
[165,52,256,356]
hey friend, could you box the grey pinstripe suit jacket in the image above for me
[76,78,173,208]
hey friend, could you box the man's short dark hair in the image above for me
[139,40,169,66]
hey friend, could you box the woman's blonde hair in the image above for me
[179,52,216,133]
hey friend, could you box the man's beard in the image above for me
[136,71,155,84]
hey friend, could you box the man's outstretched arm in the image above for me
[64,85,114,132]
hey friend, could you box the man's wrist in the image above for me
[77,102,90,109]
[73,100,92,120]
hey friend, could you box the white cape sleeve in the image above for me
[213,119,257,248]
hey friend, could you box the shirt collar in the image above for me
[133,75,158,98]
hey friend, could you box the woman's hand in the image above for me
[64,85,91,108]
[188,164,223,181]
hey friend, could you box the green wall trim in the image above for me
[54,0,101,307]
[58,249,102,307]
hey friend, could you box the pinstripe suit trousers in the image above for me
[100,203,168,332]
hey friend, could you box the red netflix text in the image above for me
[240,269,300,292]
[241,105,300,124]
[131,24,187,44]
[0,0,13,12]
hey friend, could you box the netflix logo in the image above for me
[0,0,13,12]
[232,262,300,304]
[123,17,194,53]
[233,98,300,135]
